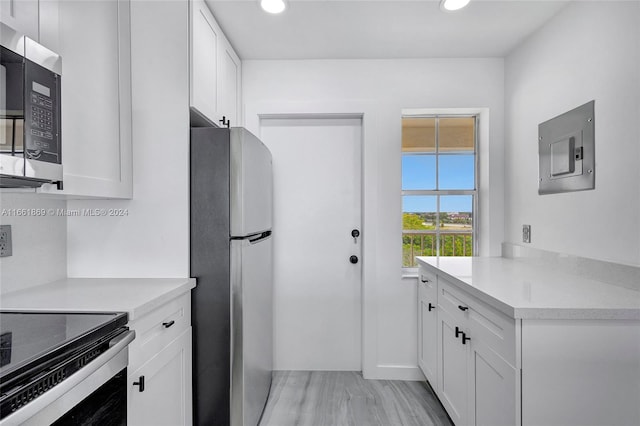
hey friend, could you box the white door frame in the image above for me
[245,101,380,378]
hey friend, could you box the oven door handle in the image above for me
[1,330,135,426]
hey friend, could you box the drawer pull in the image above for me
[455,326,462,338]
[462,333,471,345]
[458,305,469,312]
[162,320,175,328]
[428,303,435,312]
[420,277,430,283]
[133,375,145,392]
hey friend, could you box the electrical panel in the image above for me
[538,100,595,195]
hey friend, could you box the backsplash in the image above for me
[502,243,640,292]
[0,193,67,294]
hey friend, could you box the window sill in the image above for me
[402,268,419,279]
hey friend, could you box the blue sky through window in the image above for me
[439,155,474,189]
[402,154,474,212]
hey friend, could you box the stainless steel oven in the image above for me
[0,312,135,425]
[0,22,62,188]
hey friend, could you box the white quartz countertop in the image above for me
[0,278,196,321]
[416,256,640,320]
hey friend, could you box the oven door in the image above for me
[0,330,135,426]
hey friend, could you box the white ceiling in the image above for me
[205,0,571,60]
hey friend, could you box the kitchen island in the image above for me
[416,256,640,426]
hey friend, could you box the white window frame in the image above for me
[402,110,480,272]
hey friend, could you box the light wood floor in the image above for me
[259,371,453,426]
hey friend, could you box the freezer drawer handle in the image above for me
[133,376,145,392]
[162,320,175,329]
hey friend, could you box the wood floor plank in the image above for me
[259,371,453,426]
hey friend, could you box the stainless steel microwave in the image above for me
[0,25,62,188]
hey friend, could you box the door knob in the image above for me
[351,229,360,243]
[349,255,359,264]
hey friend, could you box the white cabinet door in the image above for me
[129,327,193,426]
[438,307,468,425]
[418,274,438,386]
[217,37,241,126]
[0,0,39,41]
[38,0,132,198]
[469,339,517,426]
[190,0,219,123]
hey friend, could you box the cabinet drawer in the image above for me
[418,267,437,287]
[437,278,470,323]
[418,268,437,302]
[128,293,191,372]
[467,297,516,366]
[438,278,516,365]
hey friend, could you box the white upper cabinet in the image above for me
[0,0,39,41]
[39,0,132,198]
[190,0,241,127]
[217,35,241,126]
[190,0,218,123]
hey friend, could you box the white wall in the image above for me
[65,0,190,277]
[0,194,67,294]
[243,58,505,378]
[505,1,640,265]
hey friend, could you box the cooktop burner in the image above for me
[0,311,127,382]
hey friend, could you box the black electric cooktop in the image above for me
[0,311,128,384]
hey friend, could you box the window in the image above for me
[402,115,477,268]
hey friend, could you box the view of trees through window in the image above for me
[401,115,477,267]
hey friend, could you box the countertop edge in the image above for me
[416,258,640,321]
[128,278,196,321]
[0,278,197,322]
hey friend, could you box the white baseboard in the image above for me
[362,364,425,381]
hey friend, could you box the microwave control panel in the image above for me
[24,59,61,164]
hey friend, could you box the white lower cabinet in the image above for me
[418,271,438,385]
[437,307,469,425]
[126,293,193,425]
[419,266,519,426]
[469,338,516,426]
[419,261,640,426]
[128,328,193,426]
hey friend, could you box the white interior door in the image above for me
[260,116,362,370]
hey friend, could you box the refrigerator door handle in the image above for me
[249,231,272,244]
[232,231,272,244]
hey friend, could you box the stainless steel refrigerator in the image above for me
[190,127,273,426]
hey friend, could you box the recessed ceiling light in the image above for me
[440,0,471,12]
[261,0,286,14]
